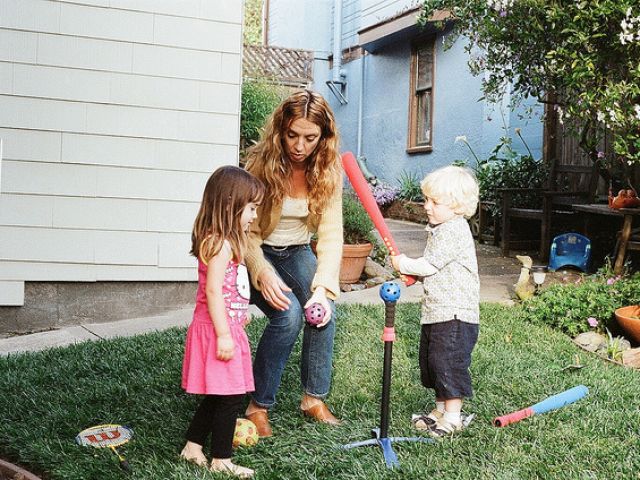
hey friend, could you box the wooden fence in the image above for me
[243,44,314,87]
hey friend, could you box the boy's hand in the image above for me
[390,254,404,272]
[216,333,235,361]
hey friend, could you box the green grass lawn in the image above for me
[2,303,639,479]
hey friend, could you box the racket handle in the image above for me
[119,459,131,473]
[110,446,131,473]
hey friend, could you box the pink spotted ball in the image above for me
[304,303,326,326]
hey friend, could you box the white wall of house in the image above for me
[361,0,422,31]
[0,0,243,306]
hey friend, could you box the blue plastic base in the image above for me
[341,428,434,469]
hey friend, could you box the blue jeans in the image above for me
[250,244,336,409]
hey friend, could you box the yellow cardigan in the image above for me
[245,183,343,300]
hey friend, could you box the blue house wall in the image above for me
[266,0,544,185]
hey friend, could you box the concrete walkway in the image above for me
[0,219,520,355]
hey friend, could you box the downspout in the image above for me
[356,52,376,182]
[326,0,347,104]
[332,0,342,84]
[356,52,364,158]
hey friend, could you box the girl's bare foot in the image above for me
[210,458,254,478]
[179,441,208,467]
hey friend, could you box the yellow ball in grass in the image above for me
[232,418,259,448]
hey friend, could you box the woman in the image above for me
[244,90,343,437]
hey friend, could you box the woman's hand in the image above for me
[258,269,292,311]
[216,333,235,361]
[304,287,332,327]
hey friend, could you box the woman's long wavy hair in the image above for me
[244,90,342,215]
[191,166,264,263]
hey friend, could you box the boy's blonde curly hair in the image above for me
[420,166,479,219]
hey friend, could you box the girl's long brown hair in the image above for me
[191,166,264,263]
[245,90,342,215]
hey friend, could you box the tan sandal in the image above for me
[411,409,443,431]
[210,459,254,478]
[428,413,475,438]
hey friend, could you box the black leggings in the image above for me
[186,394,244,458]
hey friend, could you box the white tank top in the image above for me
[264,197,311,247]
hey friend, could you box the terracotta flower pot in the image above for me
[340,243,373,284]
[615,305,640,343]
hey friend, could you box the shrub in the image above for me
[523,271,640,336]
[240,80,286,155]
[343,192,376,245]
[456,132,549,219]
[396,171,424,202]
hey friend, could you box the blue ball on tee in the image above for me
[379,281,401,302]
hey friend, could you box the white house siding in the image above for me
[341,0,361,49]
[0,0,243,307]
[360,0,422,30]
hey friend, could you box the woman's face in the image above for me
[283,117,322,165]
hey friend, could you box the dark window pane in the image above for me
[416,46,432,90]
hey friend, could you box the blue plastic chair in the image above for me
[548,233,591,272]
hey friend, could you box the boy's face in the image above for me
[424,197,457,225]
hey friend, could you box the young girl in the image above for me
[180,166,264,478]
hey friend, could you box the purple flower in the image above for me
[587,317,598,328]
[606,276,621,285]
[370,182,399,207]
[597,151,606,159]
[499,9,507,17]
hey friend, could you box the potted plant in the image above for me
[615,305,640,344]
[341,192,376,283]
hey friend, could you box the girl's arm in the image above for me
[205,241,235,361]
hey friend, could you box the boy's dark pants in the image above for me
[419,320,479,399]
[186,394,244,458]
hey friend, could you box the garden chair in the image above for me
[548,232,591,272]
[500,163,598,261]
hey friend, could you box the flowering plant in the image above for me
[420,0,640,171]
[369,181,400,208]
[524,270,640,336]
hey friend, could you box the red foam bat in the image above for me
[341,152,416,286]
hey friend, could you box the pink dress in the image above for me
[181,259,254,395]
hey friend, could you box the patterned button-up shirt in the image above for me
[420,216,479,325]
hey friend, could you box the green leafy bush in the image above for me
[240,80,285,155]
[456,132,549,219]
[478,141,548,218]
[343,192,376,245]
[523,272,640,336]
[396,171,424,202]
